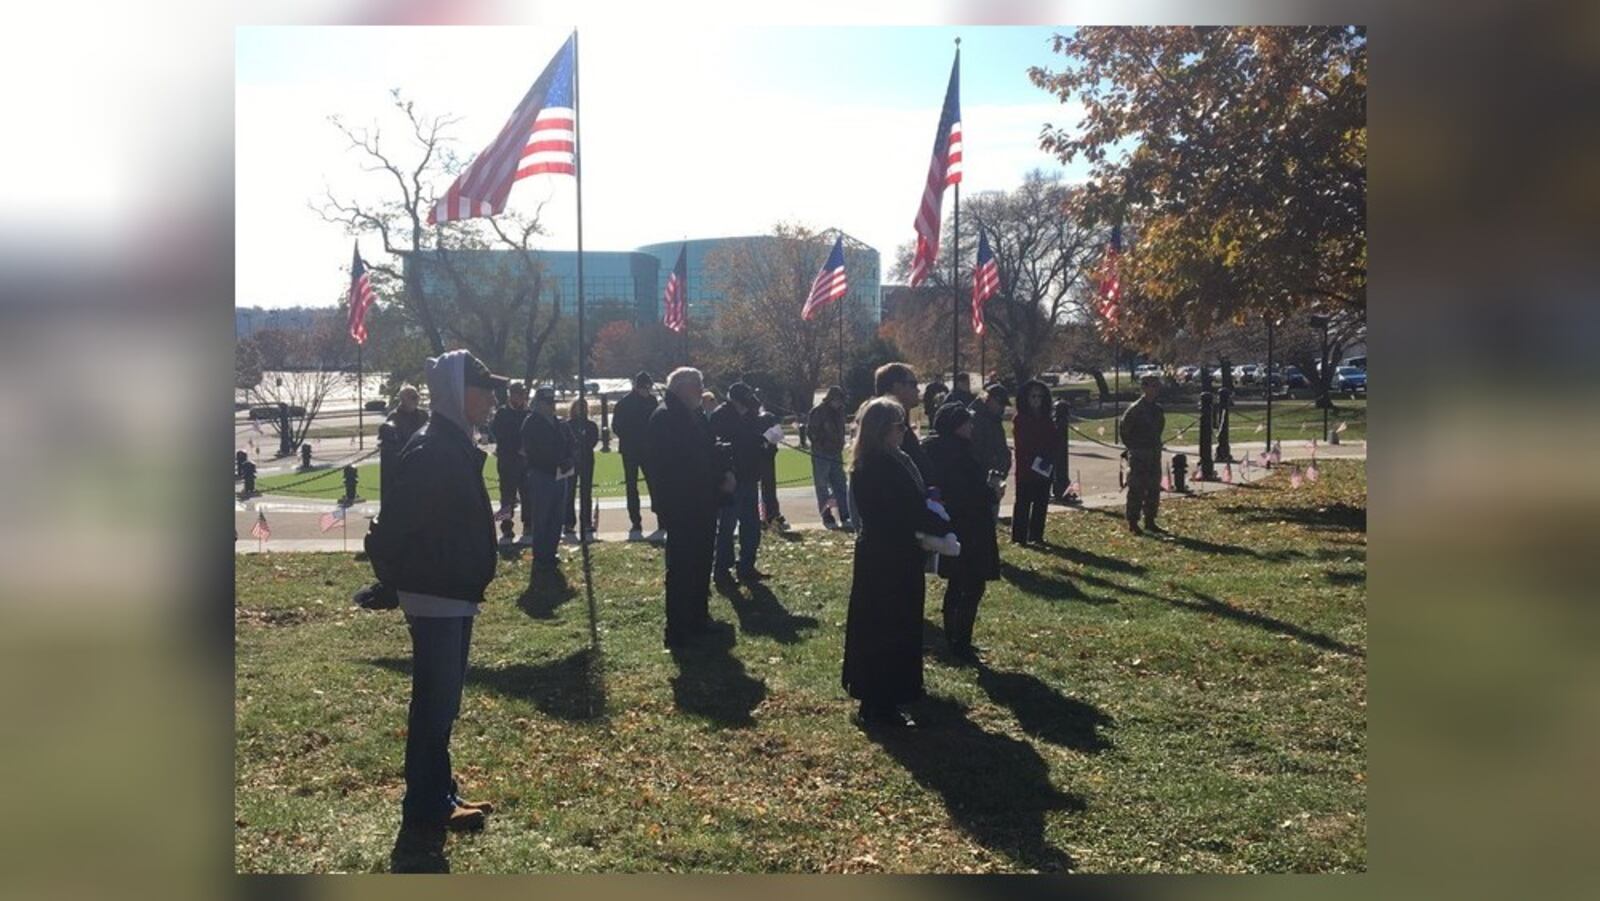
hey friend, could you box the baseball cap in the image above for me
[532,386,557,404]
[462,353,511,392]
[985,383,1010,406]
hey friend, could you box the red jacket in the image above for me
[1012,410,1061,484]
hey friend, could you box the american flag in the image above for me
[319,506,346,532]
[972,228,999,334]
[250,511,271,542]
[1097,224,1122,327]
[662,243,687,333]
[908,51,962,287]
[801,235,849,321]
[347,242,376,344]
[428,34,575,224]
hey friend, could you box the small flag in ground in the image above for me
[972,228,999,334]
[801,235,849,321]
[1306,462,1321,483]
[1223,463,1234,484]
[251,511,271,541]
[1290,466,1304,489]
[662,243,688,333]
[1337,421,1349,433]
[1161,472,1172,492]
[348,241,377,344]
[428,34,576,224]
[319,506,346,532]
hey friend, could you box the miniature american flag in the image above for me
[250,511,271,542]
[1289,466,1304,489]
[319,506,346,532]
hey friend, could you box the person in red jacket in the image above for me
[1010,379,1061,545]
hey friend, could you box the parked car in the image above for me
[363,399,388,412]
[1176,365,1199,383]
[1038,371,1063,386]
[248,404,306,420]
[1133,364,1161,378]
[1238,363,1263,384]
[1333,366,1367,395]
[1342,356,1366,371]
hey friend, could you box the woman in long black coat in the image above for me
[842,397,950,728]
[922,402,1000,662]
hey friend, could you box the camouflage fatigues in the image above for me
[1120,396,1165,527]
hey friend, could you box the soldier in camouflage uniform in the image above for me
[1120,374,1166,535]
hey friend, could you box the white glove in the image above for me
[916,531,962,556]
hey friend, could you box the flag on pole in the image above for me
[801,235,849,321]
[428,34,576,224]
[1097,224,1122,327]
[908,51,962,287]
[662,243,688,333]
[1306,462,1320,483]
[319,506,346,533]
[1289,466,1304,489]
[347,242,376,344]
[972,228,999,334]
[250,511,271,542]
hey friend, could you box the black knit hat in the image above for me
[932,401,973,436]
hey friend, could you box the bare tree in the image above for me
[245,368,341,456]
[314,90,562,377]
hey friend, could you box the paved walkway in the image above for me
[236,439,1366,553]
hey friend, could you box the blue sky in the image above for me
[236,26,1087,308]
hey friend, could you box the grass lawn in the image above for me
[236,461,1366,873]
[1064,398,1367,446]
[255,447,818,502]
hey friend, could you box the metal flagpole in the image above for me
[1113,338,1122,444]
[950,37,961,387]
[356,342,363,449]
[1265,314,1275,463]
[571,29,601,658]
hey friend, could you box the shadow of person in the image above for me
[1031,542,1149,576]
[867,695,1082,872]
[727,582,820,645]
[973,663,1114,754]
[368,645,607,722]
[517,566,576,620]
[996,561,1103,604]
[1173,589,1365,658]
[669,621,767,728]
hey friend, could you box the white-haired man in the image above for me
[646,368,735,647]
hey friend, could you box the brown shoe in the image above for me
[443,805,486,832]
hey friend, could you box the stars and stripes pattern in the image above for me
[318,506,346,533]
[1097,224,1123,328]
[347,242,376,344]
[972,228,999,334]
[908,51,962,287]
[250,511,271,542]
[801,235,849,321]
[428,34,576,225]
[662,243,687,333]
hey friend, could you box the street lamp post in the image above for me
[1310,313,1331,441]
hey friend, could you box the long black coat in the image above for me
[645,391,727,530]
[841,449,948,705]
[922,432,1000,582]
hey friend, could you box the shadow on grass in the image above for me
[669,621,767,728]
[1172,589,1364,659]
[1324,569,1365,587]
[517,567,577,620]
[997,561,1109,605]
[368,645,606,722]
[1030,542,1149,576]
[1232,502,1367,533]
[725,582,820,645]
[868,695,1082,873]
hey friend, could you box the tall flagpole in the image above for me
[356,341,363,449]
[950,38,962,386]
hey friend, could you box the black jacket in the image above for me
[709,401,765,481]
[521,410,573,475]
[923,429,1000,582]
[900,420,936,489]
[968,400,1011,476]
[387,407,429,448]
[369,415,497,603]
[646,391,730,527]
[491,406,529,465]
[612,391,656,455]
[567,417,599,467]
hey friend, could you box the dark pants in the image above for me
[1051,442,1070,500]
[759,453,781,521]
[524,468,564,565]
[716,480,762,573]
[1011,478,1050,543]
[621,450,652,531]
[1126,453,1161,526]
[664,513,716,643]
[564,459,595,532]
[497,458,527,538]
[401,614,473,828]
[942,571,987,649]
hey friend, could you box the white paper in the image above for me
[555,466,575,481]
[762,425,785,447]
[1031,456,1054,479]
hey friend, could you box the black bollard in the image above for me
[1215,357,1235,464]
[1198,365,1217,481]
[342,464,359,506]
[798,422,809,449]
[240,459,257,497]
[1171,453,1188,494]
[235,450,248,480]
[599,394,612,452]
[299,442,313,470]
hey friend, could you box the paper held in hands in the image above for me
[1031,456,1054,479]
[555,466,575,481]
[916,531,962,556]
[762,425,785,447]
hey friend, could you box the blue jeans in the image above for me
[715,480,761,573]
[524,469,564,565]
[401,615,473,828]
[811,454,850,521]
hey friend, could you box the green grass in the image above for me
[255,447,818,501]
[236,461,1366,873]
[1062,398,1367,447]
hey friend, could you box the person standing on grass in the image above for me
[648,367,735,648]
[1051,395,1074,502]
[876,362,935,488]
[1121,374,1167,535]
[1010,379,1060,545]
[842,397,950,729]
[710,382,769,586]
[490,381,530,544]
[520,386,573,568]
[612,371,662,542]
[374,350,506,873]
[753,390,789,532]
[968,383,1011,520]
[378,384,429,501]
[563,396,600,543]
[923,402,1000,663]
[806,385,852,530]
